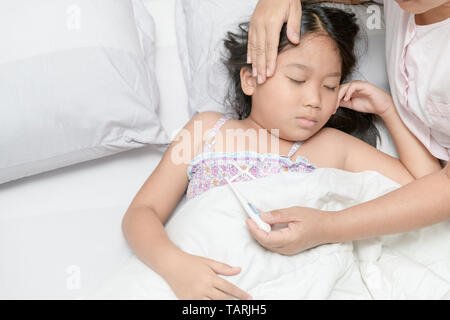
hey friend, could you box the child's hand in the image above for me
[164,252,252,300]
[337,81,395,118]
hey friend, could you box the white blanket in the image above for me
[89,169,450,299]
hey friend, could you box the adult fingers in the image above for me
[246,219,293,249]
[246,218,269,243]
[260,210,298,224]
[254,25,267,84]
[286,0,301,45]
[265,20,283,78]
[248,24,258,77]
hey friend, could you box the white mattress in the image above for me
[0,0,189,299]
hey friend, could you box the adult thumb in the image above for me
[260,210,296,224]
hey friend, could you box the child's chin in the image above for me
[293,129,317,142]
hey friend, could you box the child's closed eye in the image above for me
[289,78,305,84]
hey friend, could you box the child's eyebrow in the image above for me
[286,63,341,78]
[286,63,311,71]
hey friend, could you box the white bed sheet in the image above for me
[0,0,189,299]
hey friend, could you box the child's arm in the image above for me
[338,81,442,178]
[122,111,251,300]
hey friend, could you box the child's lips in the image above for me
[296,117,317,128]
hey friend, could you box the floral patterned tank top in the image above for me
[186,114,317,201]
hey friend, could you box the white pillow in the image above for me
[175,0,390,116]
[0,0,169,184]
[175,0,397,157]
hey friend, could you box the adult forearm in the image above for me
[329,165,450,242]
[381,106,441,178]
[122,206,181,278]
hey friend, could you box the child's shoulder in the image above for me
[180,111,226,136]
[314,127,373,147]
[178,111,229,156]
[310,127,354,153]
[191,111,226,127]
[304,127,356,170]
[312,127,349,143]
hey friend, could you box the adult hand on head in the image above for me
[248,0,302,84]
[246,206,334,255]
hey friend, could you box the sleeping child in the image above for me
[120,4,441,300]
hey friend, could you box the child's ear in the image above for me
[240,66,257,96]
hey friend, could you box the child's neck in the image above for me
[242,115,281,141]
[242,115,264,131]
[415,3,450,25]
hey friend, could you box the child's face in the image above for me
[395,0,450,14]
[246,33,341,142]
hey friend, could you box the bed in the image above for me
[0,0,189,299]
[1,0,448,300]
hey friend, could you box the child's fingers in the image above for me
[343,81,370,101]
[207,259,241,276]
[337,83,350,107]
[344,83,357,101]
[338,99,353,109]
[339,81,366,102]
[208,288,233,300]
[214,277,252,300]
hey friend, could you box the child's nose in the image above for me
[302,97,321,110]
[302,87,321,109]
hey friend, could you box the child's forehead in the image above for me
[278,34,341,68]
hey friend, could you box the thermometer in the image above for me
[224,177,271,232]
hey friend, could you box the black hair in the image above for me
[223,4,380,147]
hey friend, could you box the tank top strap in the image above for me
[203,114,233,153]
[287,141,303,158]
